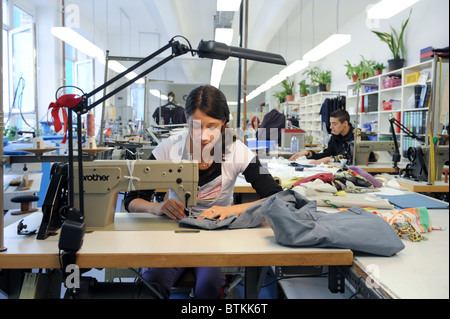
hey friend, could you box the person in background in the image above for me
[289,109,354,164]
[124,85,282,299]
[247,115,260,138]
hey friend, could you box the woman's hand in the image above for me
[155,198,186,220]
[198,205,237,221]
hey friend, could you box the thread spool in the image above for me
[87,111,95,137]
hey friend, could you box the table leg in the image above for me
[244,266,268,299]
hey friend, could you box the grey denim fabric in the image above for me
[261,190,405,256]
[179,193,278,230]
[179,215,238,230]
[178,189,405,257]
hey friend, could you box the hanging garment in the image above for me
[152,104,187,125]
[256,109,286,144]
[320,96,346,134]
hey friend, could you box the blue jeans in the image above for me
[143,267,226,299]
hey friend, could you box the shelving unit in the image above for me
[298,92,343,145]
[345,60,447,159]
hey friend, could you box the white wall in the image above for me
[19,0,450,127]
[265,0,449,109]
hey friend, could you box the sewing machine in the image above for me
[73,160,199,227]
[406,145,449,181]
[354,141,396,166]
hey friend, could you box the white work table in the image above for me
[0,212,352,299]
[0,212,352,270]
[352,209,449,299]
[1,159,448,299]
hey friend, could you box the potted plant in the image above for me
[350,56,376,92]
[373,62,385,75]
[345,60,360,82]
[299,81,309,97]
[4,126,18,142]
[302,66,320,94]
[317,70,331,92]
[273,90,287,104]
[281,78,295,101]
[371,9,412,71]
[358,56,376,79]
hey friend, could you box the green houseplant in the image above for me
[273,90,287,104]
[281,78,295,101]
[302,66,320,94]
[345,60,360,82]
[299,81,309,96]
[371,9,412,70]
[373,62,385,75]
[358,56,376,79]
[316,70,331,92]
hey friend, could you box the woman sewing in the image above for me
[124,85,282,299]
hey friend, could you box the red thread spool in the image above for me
[87,112,95,137]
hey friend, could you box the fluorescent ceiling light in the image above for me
[217,0,242,11]
[51,27,104,58]
[303,34,351,62]
[210,60,227,88]
[97,59,145,84]
[367,0,420,19]
[246,60,308,101]
[150,89,168,101]
[215,28,234,45]
[279,60,309,78]
[210,28,234,87]
[266,74,284,88]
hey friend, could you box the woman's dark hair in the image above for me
[185,85,230,124]
[185,85,235,161]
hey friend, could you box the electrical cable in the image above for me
[172,35,195,57]
[128,267,165,299]
[260,272,329,288]
[4,75,25,127]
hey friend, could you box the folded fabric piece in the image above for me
[376,193,449,209]
[261,190,405,256]
[303,179,338,197]
[179,198,271,230]
[179,215,239,230]
[392,222,428,242]
[348,166,383,188]
[292,173,334,187]
[293,185,394,209]
[375,207,432,233]
[334,169,373,188]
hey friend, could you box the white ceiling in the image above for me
[58,0,376,87]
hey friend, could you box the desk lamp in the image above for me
[389,116,425,169]
[52,36,286,265]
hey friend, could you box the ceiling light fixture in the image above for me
[245,60,309,102]
[51,27,104,58]
[367,0,420,19]
[303,34,351,62]
[217,0,242,11]
[97,60,145,84]
[52,27,146,84]
[210,28,234,87]
[279,60,309,78]
[149,89,168,101]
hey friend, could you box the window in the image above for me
[3,3,36,131]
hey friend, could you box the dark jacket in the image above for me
[307,125,354,162]
[256,109,286,144]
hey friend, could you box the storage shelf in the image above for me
[346,60,443,160]
[297,92,344,144]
